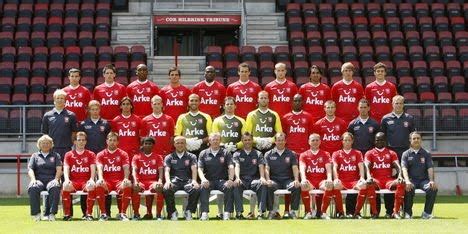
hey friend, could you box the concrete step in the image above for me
[113,15,151,28]
[150,56,205,88]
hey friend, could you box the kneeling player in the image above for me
[299,133,344,219]
[333,132,377,219]
[95,132,132,221]
[62,132,97,221]
[365,132,405,219]
[131,137,164,220]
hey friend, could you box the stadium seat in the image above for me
[446,61,461,77]
[49,47,64,62]
[403,92,418,104]
[28,93,44,105]
[46,32,62,47]
[32,16,47,32]
[98,46,113,62]
[432,76,449,94]
[335,3,349,17]
[114,46,129,62]
[434,17,449,32]
[358,46,373,62]
[412,61,428,77]
[396,61,411,77]
[353,16,368,32]
[16,17,32,33]
[245,61,258,77]
[325,46,340,62]
[1,47,16,63]
[94,31,110,47]
[289,31,305,46]
[81,61,96,78]
[375,46,390,61]
[422,108,438,131]
[11,93,28,105]
[80,16,95,32]
[399,3,414,18]
[48,61,64,77]
[442,46,457,62]
[65,3,80,17]
[342,46,357,62]
[337,16,352,32]
[0,62,15,78]
[3,4,18,17]
[431,3,445,18]
[80,3,96,17]
[454,31,467,48]
[48,16,63,33]
[50,3,64,17]
[319,3,333,17]
[0,109,9,131]
[205,46,222,62]
[34,3,49,17]
[261,76,275,88]
[451,76,465,93]
[437,92,453,103]
[115,61,129,77]
[65,46,81,62]
[286,3,301,18]
[291,46,306,62]
[240,46,256,62]
[26,109,43,132]
[339,31,354,47]
[406,108,423,130]
[0,32,14,47]
[429,61,444,78]
[321,17,336,32]
[81,76,95,91]
[389,31,404,47]
[450,17,465,32]
[398,76,415,94]
[32,61,47,77]
[306,31,321,47]
[225,61,240,77]
[260,61,275,77]
[95,16,111,32]
[418,17,433,32]
[15,31,30,47]
[416,76,431,93]
[409,46,424,62]
[419,91,435,103]
[302,3,317,17]
[369,16,385,32]
[304,16,319,32]
[459,46,468,63]
[287,17,303,32]
[458,108,468,131]
[0,77,13,94]
[130,45,146,61]
[293,61,309,78]
[361,61,376,77]
[385,17,401,32]
[64,17,79,32]
[383,3,397,18]
[274,46,290,62]
[78,31,94,47]
[9,110,21,133]
[224,45,239,62]
[327,61,343,77]
[323,31,338,46]
[356,31,371,46]
[15,62,31,78]
[351,3,365,18]
[30,76,46,94]
[46,77,63,93]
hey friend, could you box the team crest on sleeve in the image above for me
[404,121,409,127]
[64,117,69,123]
[252,159,257,165]
[285,157,290,164]
[219,157,225,163]
[184,160,190,166]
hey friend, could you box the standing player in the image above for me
[347,99,380,154]
[62,132,97,221]
[159,67,191,121]
[163,136,200,221]
[226,63,262,119]
[93,64,127,121]
[42,89,78,160]
[212,97,246,152]
[381,95,415,159]
[126,64,160,118]
[365,132,405,219]
[175,94,212,155]
[333,132,377,219]
[141,95,175,156]
[402,132,437,219]
[313,100,348,155]
[63,68,92,122]
[245,91,283,153]
[111,97,142,160]
[264,62,298,117]
[365,62,397,123]
[131,137,164,220]
[232,132,267,219]
[192,66,226,117]
[298,65,331,123]
[331,62,364,124]
[95,132,133,221]
[198,133,235,221]
[299,133,344,219]
[79,100,111,154]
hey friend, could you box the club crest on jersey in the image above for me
[114,90,119,95]
[214,90,219,95]
[162,121,167,127]
[64,117,69,123]
[100,126,105,132]
[420,158,425,163]
[368,127,374,133]
[233,122,239,127]
[351,156,356,161]
[285,157,290,164]
[179,91,184,96]
[184,160,190,166]
[352,88,356,93]
[147,87,151,92]
[151,159,156,165]
[385,89,390,94]
[318,157,323,163]
[385,154,390,159]
[50,157,55,163]
[252,159,257,165]
[404,121,409,127]
[131,121,136,127]
[268,117,273,122]
[198,119,203,124]
[219,157,225,164]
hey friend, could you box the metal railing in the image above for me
[153,0,242,12]
[240,0,247,46]
[0,103,467,151]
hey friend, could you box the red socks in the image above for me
[95,186,107,214]
[120,187,132,214]
[333,189,344,213]
[86,190,96,216]
[367,186,377,215]
[301,191,311,213]
[355,188,367,215]
[132,192,141,215]
[394,184,405,214]
[62,190,72,216]
[321,190,333,214]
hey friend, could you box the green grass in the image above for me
[1,196,467,234]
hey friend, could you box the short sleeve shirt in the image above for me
[28,151,62,182]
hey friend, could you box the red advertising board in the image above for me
[154,15,241,25]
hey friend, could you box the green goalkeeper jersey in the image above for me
[212,115,246,144]
[245,108,282,138]
[175,111,212,139]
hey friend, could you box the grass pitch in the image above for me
[1,196,467,234]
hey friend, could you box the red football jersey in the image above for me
[191,81,226,117]
[282,111,315,154]
[332,149,363,183]
[264,79,298,117]
[64,150,96,182]
[63,85,92,122]
[141,113,175,156]
[300,149,331,182]
[93,82,127,121]
[298,82,331,122]
[365,147,398,181]
[331,80,364,124]
[111,114,142,157]
[126,80,160,118]
[313,117,348,154]
[159,85,191,121]
[226,80,262,119]
[132,152,164,181]
[96,148,129,181]
[365,81,397,123]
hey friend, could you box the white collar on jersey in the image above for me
[152,113,163,118]
[292,110,303,115]
[104,82,115,87]
[375,80,387,86]
[204,80,215,86]
[342,79,353,85]
[239,80,250,85]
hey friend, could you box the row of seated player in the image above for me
[0,45,147,63]
[284,2,468,19]
[278,1,467,12]
[0,2,111,19]
[207,57,467,81]
[0,30,110,48]
[0,74,139,94]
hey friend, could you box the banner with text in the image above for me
[154,15,241,25]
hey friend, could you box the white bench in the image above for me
[242,190,257,214]
[273,189,303,216]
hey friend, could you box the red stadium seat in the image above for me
[446,61,461,77]
[29,93,44,104]
[385,17,401,32]
[451,76,465,93]
[358,45,373,62]
[335,3,349,17]
[12,93,28,105]
[80,3,96,17]
[224,45,239,62]
[30,76,46,94]
[291,46,306,62]
[293,60,309,78]
[244,61,258,77]
[274,46,290,62]
[65,46,81,62]
[361,61,376,77]
[65,3,80,17]
[455,92,468,103]
[80,16,95,32]
[351,3,365,18]
[325,46,340,62]
[440,108,457,131]
[419,91,435,103]
[437,92,453,103]
[320,17,336,32]
[287,16,303,32]
[0,94,11,105]
[431,3,445,18]
[95,31,110,47]
[415,3,429,18]
[258,46,273,62]
[375,45,390,61]
[399,3,413,18]
[26,109,44,132]
[405,31,420,48]
[416,76,431,94]
[46,77,63,93]
[418,17,433,33]
[442,46,457,62]
[259,61,274,77]
[114,46,129,61]
[432,76,449,94]
[48,61,64,77]
[0,32,14,47]
[205,46,222,62]
[64,17,79,32]
[356,31,370,46]
[1,47,16,63]
[46,32,62,47]
[225,61,240,77]
[0,77,13,94]
[353,16,368,32]
[78,31,94,47]
[98,46,113,62]
[95,16,111,32]
[48,16,63,33]
[50,3,64,17]
[240,46,256,62]
[130,45,147,61]
[339,31,354,47]
[286,3,301,18]
[323,31,338,46]
[96,3,111,17]
[289,31,305,46]
[369,16,384,32]
[302,3,317,17]
[422,31,437,48]
[398,76,415,94]
[306,31,321,47]
[81,76,96,91]
[434,16,449,33]
[318,3,333,17]
[412,61,428,77]
[337,16,352,32]
[342,46,357,62]
[409,46,424,62]
[34,3,49,17]
[403,92,418,104]
[304,16,319,32]
[32,61,47,77]
[16,17,32,33]
[327,61,343,77]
